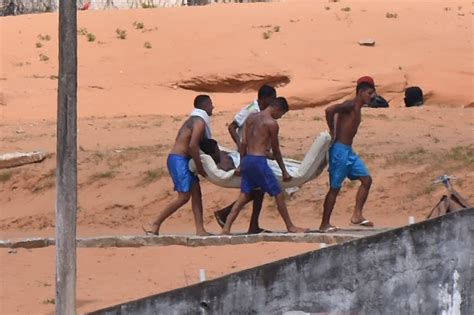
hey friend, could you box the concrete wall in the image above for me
[1,0,274,16]
[90,208,474,314]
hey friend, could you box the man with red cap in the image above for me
[319,76,377,232]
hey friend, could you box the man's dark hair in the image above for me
[270,97,290,112]
[199,138,218,155]
[194,95,211,108]
[404,86,424,107]
[356,82,375,94]
[258,85,277,100]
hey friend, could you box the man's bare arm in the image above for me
[239,119,249,159]
[228,121,241,148]
[325,101,353,138]
[189,119,207,177]
[269,122,289,179]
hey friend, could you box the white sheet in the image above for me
[189,132,332,189]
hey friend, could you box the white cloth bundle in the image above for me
[190,108,212,138]
[189,132,332,189]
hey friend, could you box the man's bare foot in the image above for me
[142,223,159,236]
[319,224,338,233]
[287,226,309,233]
[221,228,231,235]
[196,230,212,236]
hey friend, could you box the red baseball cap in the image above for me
[357,76,375,88]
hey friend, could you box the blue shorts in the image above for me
[167,154,198,193]
[329,142,370,189]
[241,155,281,196]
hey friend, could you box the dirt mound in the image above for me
[174,73,290,93]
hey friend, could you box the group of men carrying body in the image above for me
[146,76,377,235]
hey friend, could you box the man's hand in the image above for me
[198,168,208,178]
[234,166,241,177]
[265,149,275,160]
[282,171,292,182]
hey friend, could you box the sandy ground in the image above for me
[0,243,319,314]
[0,0,473,314]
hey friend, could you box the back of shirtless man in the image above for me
[221,97,308,234]
[146,95,214,236]
[319,76,376,232]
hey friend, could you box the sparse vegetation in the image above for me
[77,27,88,36]
[37,281,51,287]
[141,2,155,8]
[386,12,398,18]
[313,116,323,121]
[385,147,427,166]
[86,33,96,42]
[446,146,474,166]
[384,145,474,172]
[262,31,273,40]
[32,169,55,194]
[89,171,116,181]
[35,42,42,48]
[133,21,145,29]
[38,34,51,41]
[50,75,58,80]
[42,298,55,305]
[139,168,166,186]
[144,41,152,49]
[39,54,49,62]
[341,7,351,12]
[116,28,127,39]
[444,7,452,11]
[142,26,159,33]
[90,151,106,163]
[0,171,12,183]
[273,25,280,32]
[324,6,330,10]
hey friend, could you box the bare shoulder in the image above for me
[179,117,204,134]
[265,116,278,129]
[190,116,205,127]
[340,100,355,110]
[248,111,259,119]
[246,112,258,124]
[329,100,354,113]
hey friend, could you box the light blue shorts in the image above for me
[329,142,370,189]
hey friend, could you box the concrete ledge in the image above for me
[89,208,474,314]
[0,229,384,249]
[0,151,48,169]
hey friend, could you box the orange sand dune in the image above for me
[1,0,473,121]
[0,1,473,314]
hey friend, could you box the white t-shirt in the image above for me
[233,100,260,140]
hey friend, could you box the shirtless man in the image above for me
[319,76,376,232]
[221,97,308,235]
[146,95,213,236]
[214,85,277,233]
